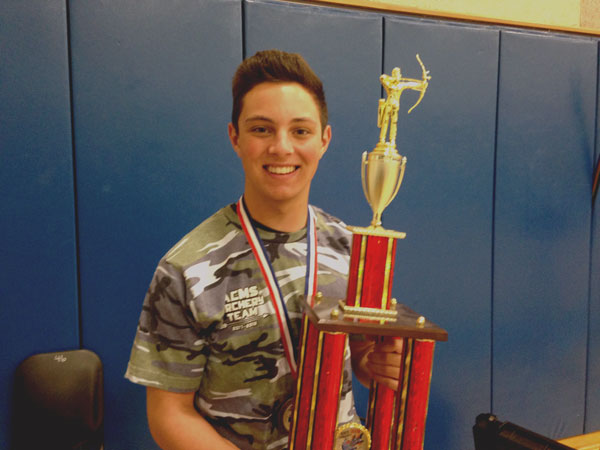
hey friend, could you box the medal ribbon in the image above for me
[237,197,317,379]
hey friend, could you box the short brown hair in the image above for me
[231,49,328,132]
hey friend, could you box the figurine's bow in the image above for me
[407,54,431,114]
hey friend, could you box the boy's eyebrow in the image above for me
[244,115,274,123]
[244,115,318,124]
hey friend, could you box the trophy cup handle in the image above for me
[386,156,407,209]
[361,151,371,206]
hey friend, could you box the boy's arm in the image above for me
[146,387,239,450]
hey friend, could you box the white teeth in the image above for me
[267,165,296,174]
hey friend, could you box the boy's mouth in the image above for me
[265,165,298,175]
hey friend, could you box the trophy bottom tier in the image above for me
[294,296,447,450]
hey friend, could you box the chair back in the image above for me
[12,349,103,450]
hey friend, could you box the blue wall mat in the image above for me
[244,0,383,228]
[4,1,600,449]
[494,30,596,439]
[0,0,79,445]
[589,191,600,432]
[244,0,383,417]
[383,16,499,450]
[68,0,242,447]
[587,73,600,432]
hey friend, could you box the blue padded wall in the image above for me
[68,0,242,447]
[244,0,383,416]
[383,17,499,450]
[245,0,383,226]
[590,183,600,432]
[588,57,600,432]
[494,30,596,438]
[0,0,79,443]
[3,0,600,448]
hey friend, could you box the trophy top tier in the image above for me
[360,54,431,229]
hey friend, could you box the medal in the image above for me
[333,423,371,450]
[278,397,295,432]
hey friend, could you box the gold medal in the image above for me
[278,397,294,433]
[333,422,371,450]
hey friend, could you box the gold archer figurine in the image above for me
[361,54,431,228]
[377,54,431,149]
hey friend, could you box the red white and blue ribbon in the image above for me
[237,197,317,379]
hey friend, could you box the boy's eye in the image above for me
[294,128,311,136]
[251,126,270,134]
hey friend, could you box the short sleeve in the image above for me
[125,260,209,392]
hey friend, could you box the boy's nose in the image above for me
[268,131,294,155]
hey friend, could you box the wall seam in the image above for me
[65,0,83,349]
[242,0,247,59]
[381,15,385,94]
[490,29,502,415]
[583,39,600,434]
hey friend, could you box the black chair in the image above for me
[473,414,575,450]
[12,349,103,450]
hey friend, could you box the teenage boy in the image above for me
[126,49,403,450]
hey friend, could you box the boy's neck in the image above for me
[242,195,309,233]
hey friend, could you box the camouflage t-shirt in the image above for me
[125,203,357,449]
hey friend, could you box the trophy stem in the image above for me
[371,212,383,228]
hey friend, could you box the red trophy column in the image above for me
[289,310,347,449]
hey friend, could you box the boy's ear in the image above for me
[228,122,240,155]
[320,124,332,158]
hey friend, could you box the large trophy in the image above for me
[288,55,447,450]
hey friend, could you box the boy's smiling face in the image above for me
[228,82,331,212]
